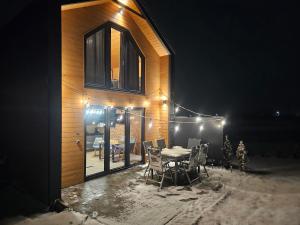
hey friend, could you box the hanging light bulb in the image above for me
[148,119,153,129]
[174,125,180,133]
[196,116,202,122]
[199,125,204,132]
[221,119,226,126]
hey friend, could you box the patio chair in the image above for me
[187,138,201,149]
[156,139,166,149]
[146,147,173,191]
[142,141,154,177]
[179,146,201,185]
[199,144,209,177]
[111,144,124,162]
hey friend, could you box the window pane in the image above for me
[85,30,105,86]
[126,39,139,91]
[85,105,106,176]
[130,109,143,164]
[111,28,123,89]
[138,56,142,91]
[110,108,125,170]
[86,35,96,84]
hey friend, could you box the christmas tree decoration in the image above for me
[222,135,233,170]
[236,140,248,171]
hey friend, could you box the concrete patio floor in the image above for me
[2,157,300,225]
[61,165,226,225]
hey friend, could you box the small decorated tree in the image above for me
[236,140,248,171]
[222,135,233,169]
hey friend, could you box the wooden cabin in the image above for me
[61,0,174,187]
[1,0,174,206]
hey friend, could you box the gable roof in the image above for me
[61,0,174,56]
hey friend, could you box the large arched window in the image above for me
[84,22,145,94]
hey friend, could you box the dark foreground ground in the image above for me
[1,156,300,225]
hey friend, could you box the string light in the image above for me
[196,116,202,122]
[174,125,180,133]
[221,119,226,126]
[62,82,225,125]
[199,125,204,132]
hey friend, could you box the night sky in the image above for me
[1,1,299,118]
[140,0,300,117]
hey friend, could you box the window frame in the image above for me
[84,21,145,95]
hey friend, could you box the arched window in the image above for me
[84,22,145,94]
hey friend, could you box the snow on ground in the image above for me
[2,157,300,225]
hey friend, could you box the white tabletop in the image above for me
[161,147,191,158]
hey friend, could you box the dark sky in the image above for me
[1,1,299,117]
[140,0,300,117]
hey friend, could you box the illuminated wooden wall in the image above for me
[61,1,171,187]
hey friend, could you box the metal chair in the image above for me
[146,147,173,191]
[156,139,166,149]
[180,146,201,185]
[199,143,209,177]
[142,141,154,177]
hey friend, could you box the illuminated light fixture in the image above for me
[221,119,226,126]
[196,116,202,122]
[118,7,124,15]
[162,100,167,106]
[175,106,179,113]
[161,95,167,101]
[199,125,204,132]
[174,125,180,133]
[148,119,153,129]
[143,100,150,107]
[110,122,114,126]
[129,105,134,110]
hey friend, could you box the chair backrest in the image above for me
[198,144,209,165]
[148,147,163,172]
[156,139,166,149]
[143,141,154,154]
[188,146,200,170]
[187,138,201,149]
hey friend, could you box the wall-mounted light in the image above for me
[162,100,167,106]
[143,100,150,107]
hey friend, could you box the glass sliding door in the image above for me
[85,105,106,177]
[129,109,144,165]
[109,108,126,170]
[85,105,144,178]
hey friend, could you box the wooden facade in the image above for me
[61,0,172,187]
